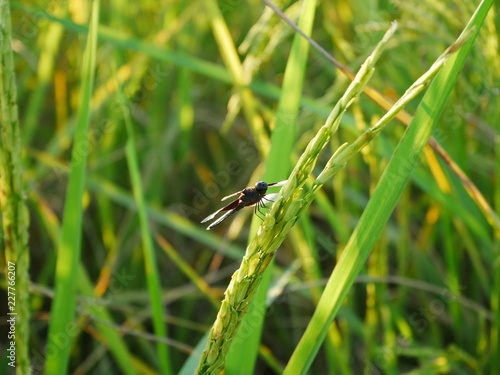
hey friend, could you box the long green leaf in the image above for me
[31,185,140,375]
[283,1,492,373]
[116,66,172,374]
[44,1,100,374]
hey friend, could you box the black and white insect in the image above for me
[201,180,287,230]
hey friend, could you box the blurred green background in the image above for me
[2,0,499,374]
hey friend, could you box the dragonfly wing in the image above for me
[267,180,288,187]
[206,203,244,230]
[221,190,243,201]
[201,211,220,224]
[201,199,240,223]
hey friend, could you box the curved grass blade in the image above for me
[115,65,172,374]
[201,0,269,156]
[283,1,493,373]
[44,1,101,374]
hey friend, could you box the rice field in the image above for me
[1,0,498,374]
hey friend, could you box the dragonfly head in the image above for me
[255,181,268,194]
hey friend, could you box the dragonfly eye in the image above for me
[255,181,268,193]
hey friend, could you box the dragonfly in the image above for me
[201,180,287,230]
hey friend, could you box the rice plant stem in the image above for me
[0,1,31,373]
[202,0,269,156]
[195,22,398,375]
[313,27,475,188]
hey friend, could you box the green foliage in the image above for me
[2,0,498,374]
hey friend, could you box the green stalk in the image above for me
[0,1,31,373]
[201,0,268,156]
[194,22,398,375]
[115,69,172,375]
[44,1,99,374]
[491,91,500,375]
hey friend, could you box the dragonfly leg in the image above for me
[261,196,274,207]
[254,200,264,220]
[258,200,265,218]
